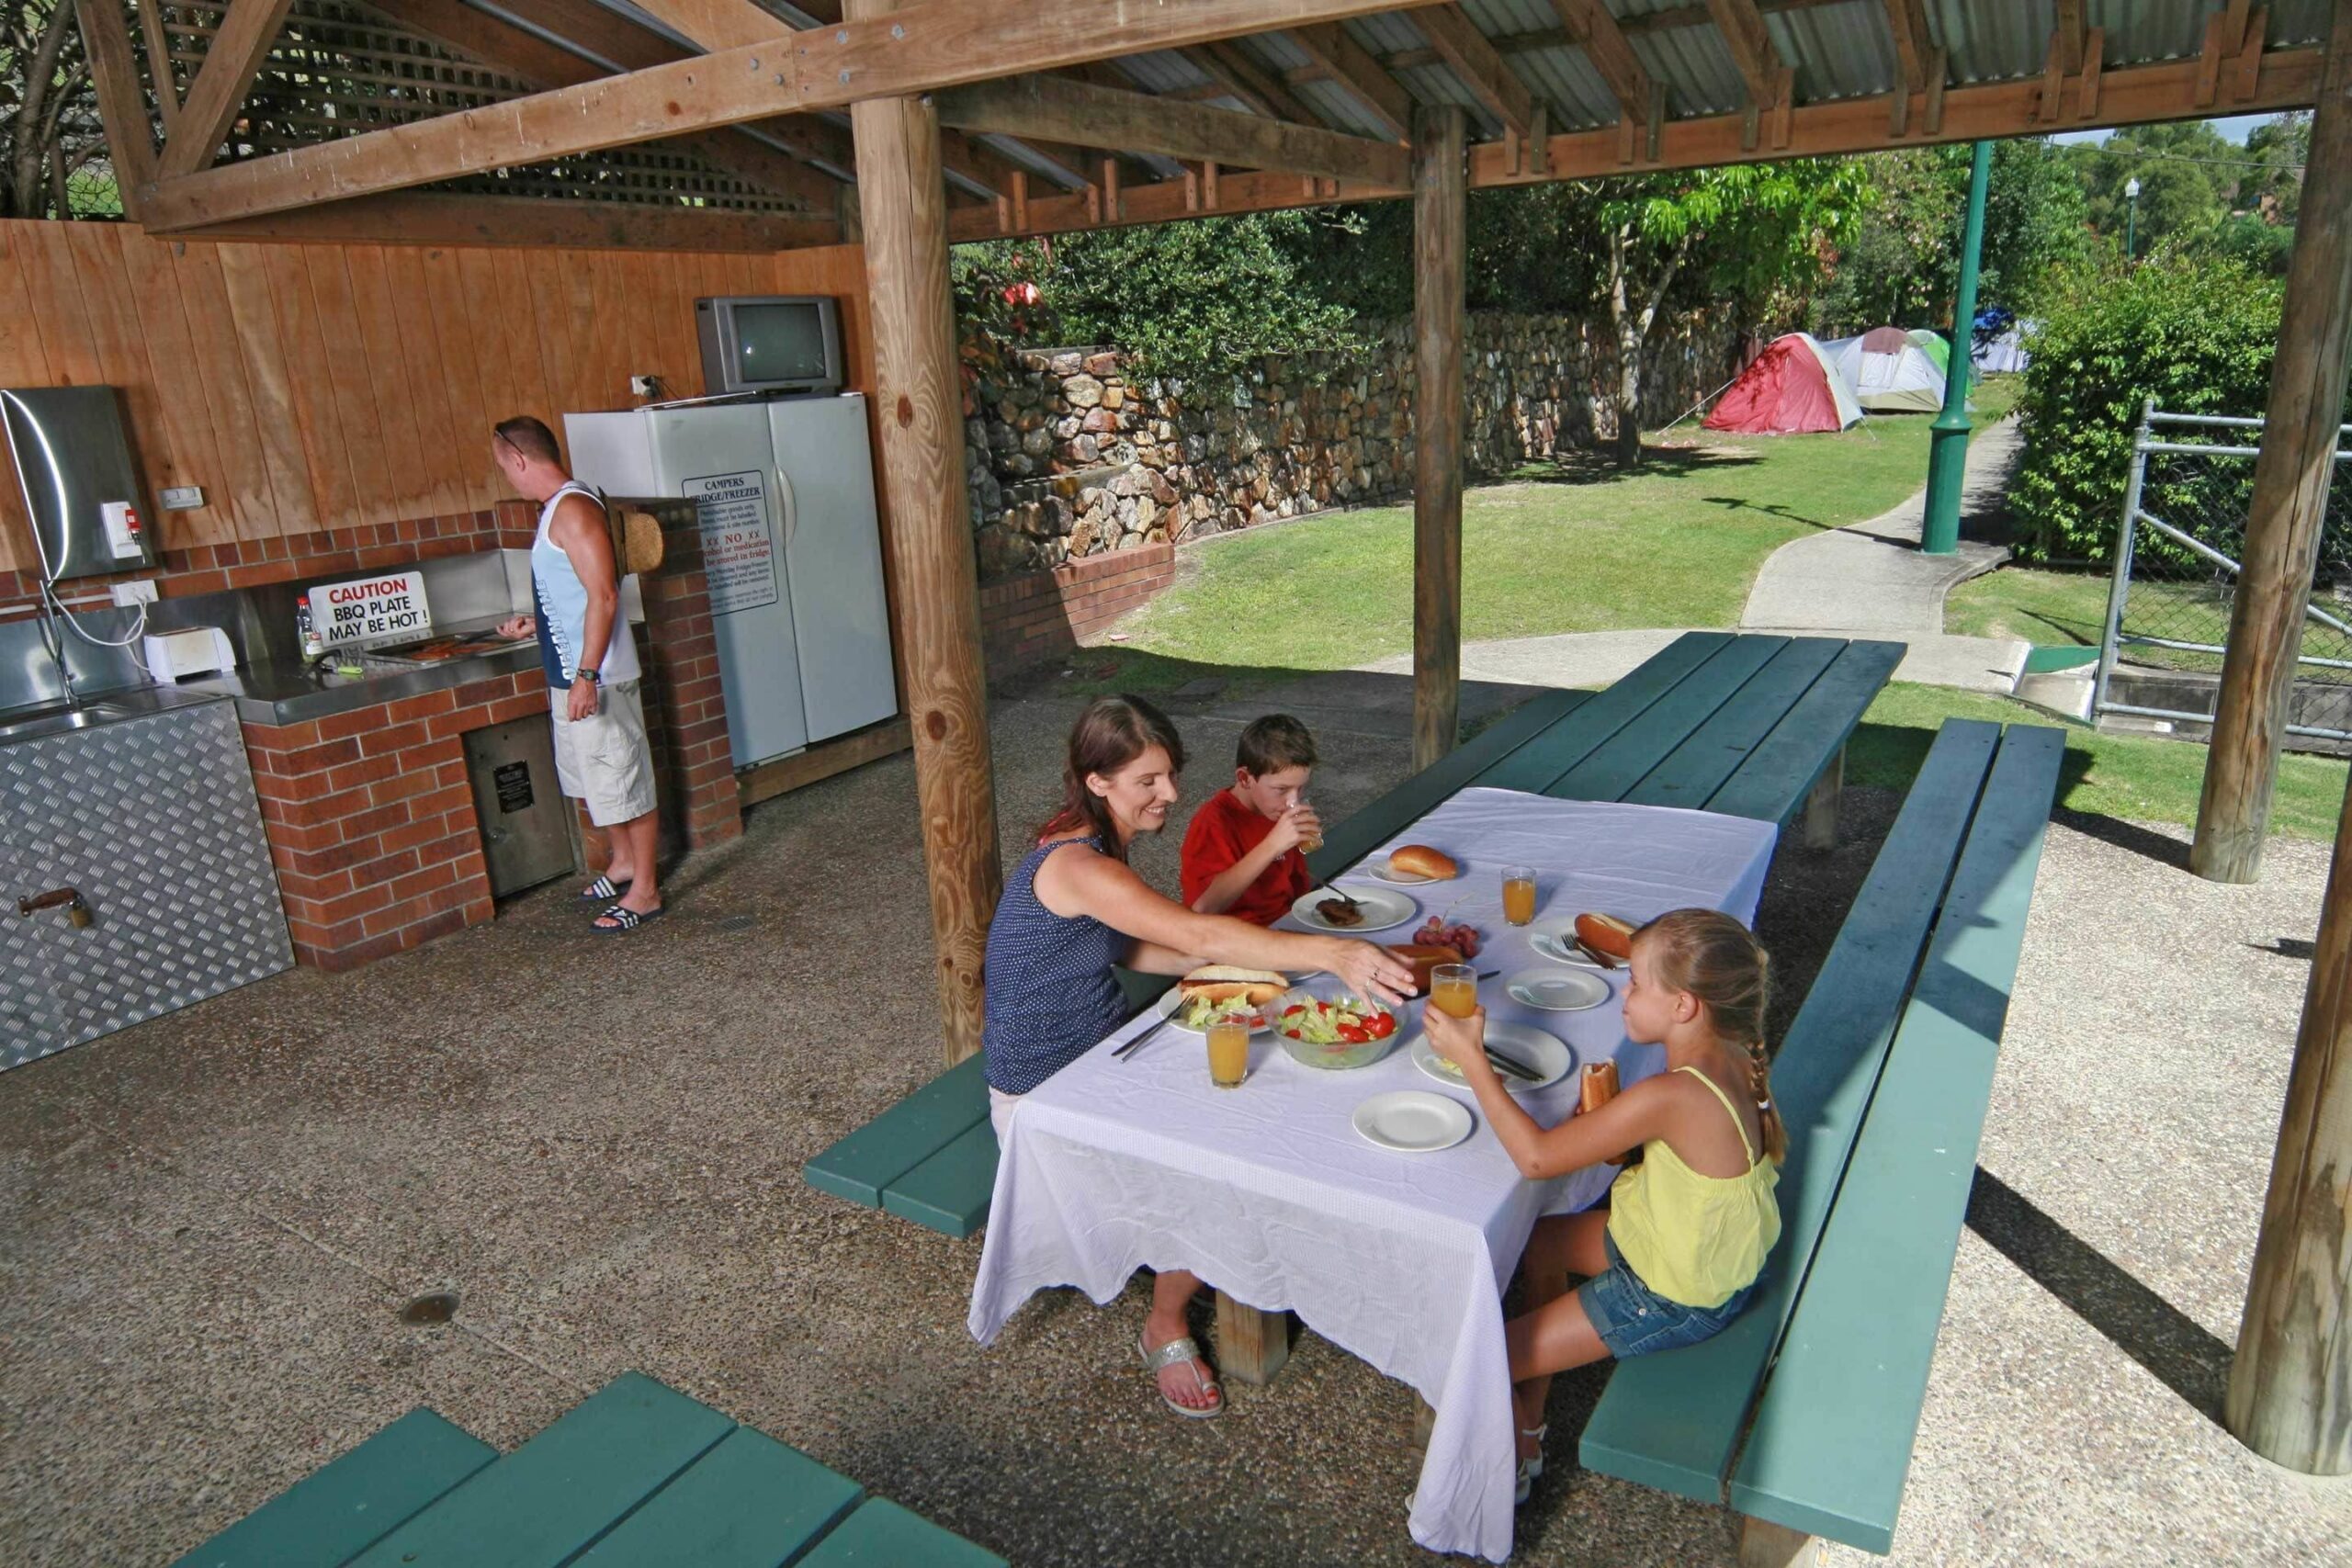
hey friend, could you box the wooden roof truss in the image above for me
[73,0,2330,251]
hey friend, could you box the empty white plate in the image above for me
[1410,1021,1575,1093]
[1503,968,1611,1012]
[1289,885,1419,934]
[1351,1090,1475,1153]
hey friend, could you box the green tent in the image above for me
[1905,329,1951,375]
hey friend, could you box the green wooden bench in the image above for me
[1578,717,2065,1561]
[174,1371,1003,1568]
[802,632,1902,1243]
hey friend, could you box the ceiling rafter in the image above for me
[1286,21,1413,141]
[1185,39,1323,126]
[1548,0,1651,124]
[1414,5,1534,140]
[1704,0,1795,149]
[157,0,298,177]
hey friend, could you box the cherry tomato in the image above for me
[1283,1004,1307,1017]
[1366,1012,1396,1038]
[1337,1023,1369,1043]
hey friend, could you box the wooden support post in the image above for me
[1411,104,1465,772]
[2192,0,2352,886]
[1737,1515,1822,1568]
[1214,1292,1292,1385]
[848,0,1001,1066]
[1803,743,1843,850]
[2230,756,2352,1472]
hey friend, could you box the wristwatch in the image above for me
[576,666,600,684]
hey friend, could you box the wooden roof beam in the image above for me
[1549,0,1653,125]
[175,190,842,250]
[1184,41,1320,124]
[1878,0,1933,94]
[1287,22,1414,141]
[1705,0,1794,149]
[949,43,2325,244]
[937,73,1408,188]
[157,0,296,178]
[368,0,841,208]
[77,0,158,199]
[1415,5,1534,139]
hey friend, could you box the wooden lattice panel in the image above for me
[153,0,808,212]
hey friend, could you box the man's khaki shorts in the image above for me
[549,678,657,827]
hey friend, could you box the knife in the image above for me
[1485,1047,1544,1083]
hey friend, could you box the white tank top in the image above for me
[530,480,639,685]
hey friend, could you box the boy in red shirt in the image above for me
[1181,715,1322,926]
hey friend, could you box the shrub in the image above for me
[2009,255,2287,563]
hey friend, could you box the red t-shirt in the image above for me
[1181,788,1310,927]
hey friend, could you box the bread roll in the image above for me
[1579,1060,1621,1115]
[1178,965,1286,1006]
[1387,844,1458,880]
[1575,912,1637,960]
[1384,942,1462,997]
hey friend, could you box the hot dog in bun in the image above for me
[1574,912,1638,961]
[1387,845,1458,881]
[1177,965,1288,1007]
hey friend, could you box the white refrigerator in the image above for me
[563,395,898,768]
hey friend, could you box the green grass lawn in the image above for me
[1946,559,2352,678]
[1084,379,2021,686]
[1848,683,2347,840]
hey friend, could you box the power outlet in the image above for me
[629,374,659,398]
[110,580,158,606]
[159,485,205,510]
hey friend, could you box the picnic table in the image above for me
[967,786,1782,1562]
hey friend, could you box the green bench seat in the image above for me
[804,633,1903,1242]
[1579,718,2065,1558]
[175,1373,1003,1568]
[169,1408,495,1568]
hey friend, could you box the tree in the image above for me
[1,0,112,219]
[2239,111,2309,223]
[1592,159,1871,465]
[2075,120,2238,254]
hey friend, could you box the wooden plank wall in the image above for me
[0,221,876,576]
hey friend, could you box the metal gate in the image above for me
[2093,399,2352,742]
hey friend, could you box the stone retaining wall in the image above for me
[963,311,1743,581]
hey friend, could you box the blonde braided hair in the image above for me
[1633,908,1787,1165]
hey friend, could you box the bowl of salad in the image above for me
[1269,989,1401,1071]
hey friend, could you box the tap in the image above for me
[17,887,93,928]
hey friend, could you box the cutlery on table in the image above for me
[1573,938,1623,970]
[1114,1020,1170,1060]
[1484,1048,1543,1083]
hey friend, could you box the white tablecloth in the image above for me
[968,787,1779,1561]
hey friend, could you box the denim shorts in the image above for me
[1577,1233,1757,1359]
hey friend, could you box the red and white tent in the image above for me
[1704,333,1866,434]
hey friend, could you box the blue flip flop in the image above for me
[594,903,665,933]
[578,874,633,903]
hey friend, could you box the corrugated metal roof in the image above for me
[1512,43,1627,131]
[1616,0,1749,118]
[1769,0,1898,103]
[1228,29,1397,140]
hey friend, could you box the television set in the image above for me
[695,295,844,397]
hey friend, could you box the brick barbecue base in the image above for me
[978,542,1175,681]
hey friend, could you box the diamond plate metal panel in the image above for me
[1,701,291,1070]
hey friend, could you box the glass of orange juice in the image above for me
[1295,798,1322,856]
[1501,865,1537,926]
[1206,1013,1251,1088]
[1430,963,1477,1020]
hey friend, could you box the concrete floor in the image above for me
[4,670,2349,1565]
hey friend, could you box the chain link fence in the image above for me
[2094,400,2352,742]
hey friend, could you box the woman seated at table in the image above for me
[984,694,1415,1420]
[1422,909,1784,1501]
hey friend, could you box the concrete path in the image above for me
[1357,420,2038,695]
[1740,416,2029,691]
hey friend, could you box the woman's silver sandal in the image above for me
[1138,1331,1224,1419]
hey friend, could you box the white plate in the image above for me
[1289,885,1419,934]
[1528,921,1611,969]
[1151,987,1272,1036]
[1410,1021,1574,1093]
[1351,1090,1475,1153]
[1502,968,1611,1012]
[1366,862,1439,885]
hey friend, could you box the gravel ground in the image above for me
[2,673,2346,1565]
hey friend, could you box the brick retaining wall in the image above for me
[979,542,1175,680]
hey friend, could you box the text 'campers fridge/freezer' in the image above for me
[562,395,898,768]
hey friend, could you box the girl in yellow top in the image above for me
[1423,908,1785,1503]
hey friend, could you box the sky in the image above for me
[2051,113,2279,146]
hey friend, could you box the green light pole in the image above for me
[1921,139,1992,557]
[2124,175,2141,260]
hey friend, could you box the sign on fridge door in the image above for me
[684,468,808,766]
[684,471,779,615]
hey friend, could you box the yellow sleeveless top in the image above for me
[1605,1066,1783,1309]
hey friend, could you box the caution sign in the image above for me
[684,470,779,617]
[313,570,433,648]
